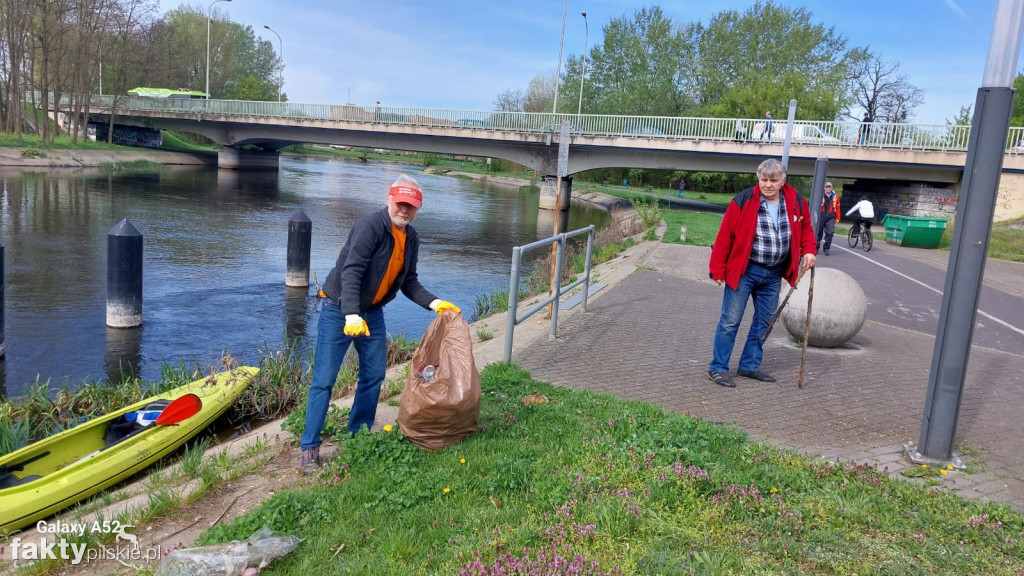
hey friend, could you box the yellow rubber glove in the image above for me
[432,300,461,315]
[344,315,370,337]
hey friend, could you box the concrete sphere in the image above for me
[781,267,866,347]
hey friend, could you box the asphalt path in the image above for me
[818,239,1024,355]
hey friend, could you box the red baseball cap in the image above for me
[388,183,423,207]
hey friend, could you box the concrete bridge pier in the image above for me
[539,176,572,211]
[217,147,281,170]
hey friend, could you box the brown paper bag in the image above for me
[398,311,481,450]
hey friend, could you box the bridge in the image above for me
[81,96,1024,221]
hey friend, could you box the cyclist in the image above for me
[845,196,875,236]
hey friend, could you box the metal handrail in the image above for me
[504,225,595,363]
[38,91,1024,154]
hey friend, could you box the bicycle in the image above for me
[847,220,874,252]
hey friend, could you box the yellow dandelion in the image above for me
[443,487,451,494]
[769,487,778,494]
[460,458,466,464]
[921,464,928,468]
[947,465,954,471]
[383,424,393,432]
[940,469,948,476]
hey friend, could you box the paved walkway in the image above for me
[510,238,1024,512]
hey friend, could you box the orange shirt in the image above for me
[372,223,406,305]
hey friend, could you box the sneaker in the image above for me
[737,369,776,382]
[823,247,830,255]
[299,447,322,474]
[707,370,735,388]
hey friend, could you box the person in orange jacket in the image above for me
[817,182,841,255]
[300,174,461,473]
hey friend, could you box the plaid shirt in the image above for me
[750,196,791,267]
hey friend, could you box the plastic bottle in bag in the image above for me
[420,365,436,382]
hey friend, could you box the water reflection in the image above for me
[0,159,609,398]
[105,326,142,384]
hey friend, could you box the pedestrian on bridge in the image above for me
[859,112,873,146]
[300,174,462,473]
[707,158,817,388]
[759,111,773,142]
[817,182,841,255]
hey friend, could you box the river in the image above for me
[0,156,609,398]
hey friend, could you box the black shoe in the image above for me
[708,371,735,388]
[823,247,830,255]
[737,369,776,382]
[299,447,322,474]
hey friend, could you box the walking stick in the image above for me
[761,265,808,341]
[797,267,815,388]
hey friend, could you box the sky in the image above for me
[159,0,1015,125]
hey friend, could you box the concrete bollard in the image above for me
[286,211,312,287]
[679,226,687,243]
[107,219,143,328]
[1,242,5,359]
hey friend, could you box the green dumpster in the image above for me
[881,214,949,248]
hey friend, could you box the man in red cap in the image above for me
[300,173,460,472]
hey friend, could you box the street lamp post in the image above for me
[264,25,283,102]
[205,0,232,100]
[552,0,569,114]
[577,11,588,115]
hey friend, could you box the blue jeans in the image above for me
[709,262,783,374]
[301,299,387,450]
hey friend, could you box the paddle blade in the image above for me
[154,394,203,425]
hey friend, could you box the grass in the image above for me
[97,159,163,175]
[936,218,1024,263]
[0,133,130,151]
[663,209,725,246]
[198,362,1024,575]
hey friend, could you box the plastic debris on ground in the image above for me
[154,527,304,576]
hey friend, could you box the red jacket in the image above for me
[709,184,816,290]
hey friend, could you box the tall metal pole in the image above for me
[577,11,588,115]
[780,99,797,169]
[910,0,1024,466]
[264,25,283,102]
[552,0,569,114]
[205,0,232,100]
[809,155,829,237]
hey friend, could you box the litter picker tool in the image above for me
[798,267,815,388]
[761,264,808,341]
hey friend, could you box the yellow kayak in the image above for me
[0,366,258,534]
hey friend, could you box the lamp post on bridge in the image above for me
[552,0,569,114]
[263,25,283,102]
[205,0,232,100]
[577,11,588,115]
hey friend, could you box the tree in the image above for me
[576,6,691,116]
[523,73,555,113]
[494,88,525,112]
[947,104,972,126]
[687,1,859,120]
[1011,74,1024,127]
[849,55,924,123]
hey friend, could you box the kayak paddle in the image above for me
[154,393,203,425]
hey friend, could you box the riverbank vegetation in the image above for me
[0,336,415,459]
[97,159,162,175]
[197,362,1023,575]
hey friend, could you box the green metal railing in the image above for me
[42,92,1024,154]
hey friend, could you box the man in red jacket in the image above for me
[707,158,817,387]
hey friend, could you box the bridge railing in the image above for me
[47,92,1024,155]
